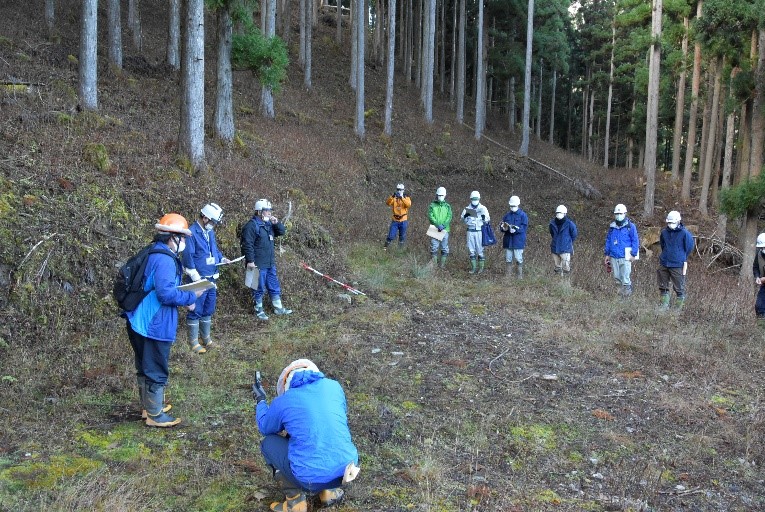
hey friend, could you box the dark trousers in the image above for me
[187,286,217,320]
[250,266,282,304]
[126,321,172,386]
[387,220,408,243]
[756,285,765,317]
[657,265,686,298]
[260,434,343,493]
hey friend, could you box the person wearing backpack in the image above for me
[241,199,292,321]
[124,213,202,427]
[604,204,640,297]
[181,203,231,354]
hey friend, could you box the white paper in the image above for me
[216,255,244,266]
[177,280,216,292]
[426,224,446,241]
[245,267,259,289]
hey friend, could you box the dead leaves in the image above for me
[592,408,615,421]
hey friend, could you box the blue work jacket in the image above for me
[182,221,224,279]
[241,216,286,269]
[659,224,694,268]
[549,217,578,254]
[604,219,640,259]
[500,209,529,249]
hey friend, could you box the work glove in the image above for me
[509,227,516,234]
[186,268,202,282]
[221,257,231,264]
[252,380,267,404]
[481,215,486,221]
[246,262,257,270]
[437,225,444,232]
[463,212,470,219]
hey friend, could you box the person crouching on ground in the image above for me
[499,195,528,279]
[182,202,231,354]
[253,359,360,511]
[384,183,412,249]
[549,204,578,275]
[428,186,452,268]
[461,191,490,274]
[604,203,640,297]
[125,213,203,427]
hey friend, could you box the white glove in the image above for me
[186,268,202,282]
[509,228,516,234]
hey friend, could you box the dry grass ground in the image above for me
[1,2,765,511]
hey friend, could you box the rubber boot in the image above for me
[319,488,345,507]
[270,470,307,512]
[675,297,685,310]
[439,254,447,269]
[144,383,181,427]
[255,302,269,321]
[468,259,477,274]
[138,375,172,419]
[659,293,670,311]
[623,285,632,297]
[186,319,206,354]
[199,316,213,348]
[383,240,390,250]
[273,296,293,316]
[516,264,523,280]
[477,259,485,274]
[430,254,438,267]
[505,262,513,278]
[757,316,765,329]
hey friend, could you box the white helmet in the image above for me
[613,204,627,215]
[201,202,224,223]
[277,359,320,396]
[396,183,405,191]
[436,186,446,197]
[757,233,765,248]
[470,191,481,200]
[555,205,567,215]
[665,210,681,223]
[508,195,520,207]
[254,199,272,211]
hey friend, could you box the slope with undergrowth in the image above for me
[1,3,765,511]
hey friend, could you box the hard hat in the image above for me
[757,233,765,248]
[155,213,192,236]
[436,186,446,197]
[201,202,224,223]
[470,191,481,200]
[277,359,320,396]
[508,195,520,207]
[555,205,567,215]
[665,210,681,223]
[254,199,273,211]
[613,204,627,215]
[396,183,405,190]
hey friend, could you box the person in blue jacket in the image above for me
[657,210,694,310]
[253,359,360,512]
[604,203,640,297]
[499,195,529,279]
[125,213,203,427]
[181,202,231,354]
[241,199,292,321]
[549,204,578,275]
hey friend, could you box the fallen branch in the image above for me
[17,233,58,270]
[488,346,511,375]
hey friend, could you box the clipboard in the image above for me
[426,224,446,241]
[464,208,478,218]
[178,280,216,292]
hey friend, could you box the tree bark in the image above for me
[697,68,713,187]
[107,0,122,70]
[262,0,276,117]
[305,0,313,89]
[45,0,55,36]
[355,0,366,139]
[450,0,456,103]
[439,0,445,94]
[519,0,534,156]
[214,6,234,144]
[604,23,615,168]
[699,57,721,216]
[548,69,556,145]
[474,0,485,139]
[167,0,181,70]
[384,0,397,136]
[716,100,735,241]
[671,16,689,182]
[536,59,542,139]
[509,76,516,133]
[79,0,98,111]
[425,0,435,123]
[179,0,205,169]
[350,0,357,88]
[587,90,595,161]
[455,0,465,124]
[336,0,342,43]
[128,0,142,52]
[681,0,703,202]
[643,0,662,218]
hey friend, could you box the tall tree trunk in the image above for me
[179,0,205,170]
[697,69,713,186]
[643,0,662,218]
[671,16,689,182]
[587,90,595,161]
[737,99,752,187]
[45,0,55,36]
[262,0,276,117]
[414,0,422,88]
[439,0,445,94]
[536,59,542,139]
[450,0,456,102]
[699,57,722,216]
[549,70,556,144]
[519,0,534,156]
[455,0,465,124]
[300,0,307,68]
[742,28,765,279]
[681,0,703,201]
[604,23,615,168]
[355,0,366,139]
[425,0,435,123]
[107,0,122,70]
[128,0,142,52]
[384,0,397,136]
[716,102,736,242]
[350,0,357,88]
[282,0,293,45]
[214,6,234,144]
[336,0,342,43]
[305,0,313,89]
[474,0,485,139]
[79,0,98,111]
[581,68,590,156]
[167,0,181,70]
[509,76,516,133]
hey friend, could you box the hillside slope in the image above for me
[1,3,764,512]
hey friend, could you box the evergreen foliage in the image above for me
[719,172,765,218]
[230,6,288,92]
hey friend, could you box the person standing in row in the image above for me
[752,233,765,326]
[499,195,528,279]
[427,186,452,269]
[461,191,490,274]
[241,199,293,321]
[604,203,640,297]
[549,205,577,275]
[182,203,231,354]
[125,213,202,427]
[384,183,411,249]
[658,210,694,310]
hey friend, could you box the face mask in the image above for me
[556,213,565,220]
[261,211,271,221]
[667,222,678,230]
[615,214,625,222]
[471,200,479,206]
[437,195,445,202]
[205,223,214,231]
[510,206,518,212]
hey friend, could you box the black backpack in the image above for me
[113,244,177,312]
